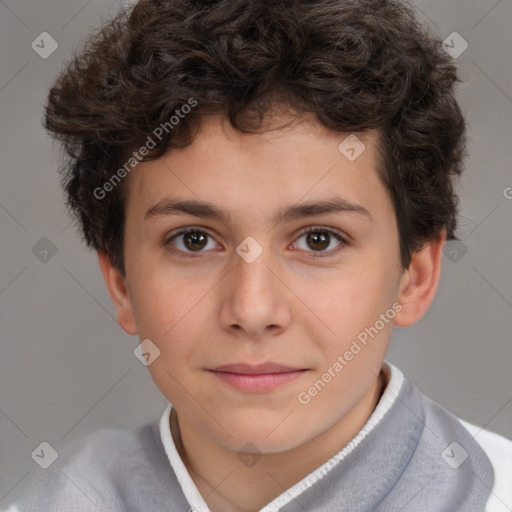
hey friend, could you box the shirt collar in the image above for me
[158,359,404,512]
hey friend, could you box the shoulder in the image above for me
[9,422,174,511]
[400,374,511,512]
[388,378,495,509]
[415,386,512,511]
[457,418,512,512]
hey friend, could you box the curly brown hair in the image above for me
[45,0,466,276]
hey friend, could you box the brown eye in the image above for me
[182,231,208,251]
[166,228,219,256]
[305,232,330,251]
[294,227,346,257]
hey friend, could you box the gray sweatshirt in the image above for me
[10,361,511,511]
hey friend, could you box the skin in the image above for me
[98,112,446,512]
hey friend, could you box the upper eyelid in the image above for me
[166,226,219,244]
[298,226,346,240]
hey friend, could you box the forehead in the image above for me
[124,114,392,226]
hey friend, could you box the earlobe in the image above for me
[97,252,138,335]
[393,230,446,327]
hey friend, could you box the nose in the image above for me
[218,243,292,340]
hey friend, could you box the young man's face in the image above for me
[102,113,423,453]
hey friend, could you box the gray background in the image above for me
[1,0,511,507]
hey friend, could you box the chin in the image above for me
[215,418,313,454]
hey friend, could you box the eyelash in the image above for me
[164,226,347,259]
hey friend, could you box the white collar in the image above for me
[158,359,404,512]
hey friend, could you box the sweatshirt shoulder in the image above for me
[384,377,497,511]
[417,389,496,481]
[11,422,173,512]
[457,419,512,512]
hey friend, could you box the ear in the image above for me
[97,251,138,335]
[393,229,446,327]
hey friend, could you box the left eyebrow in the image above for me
[143,196,372,224]
[273,197,372,224]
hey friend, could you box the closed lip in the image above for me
[209,363,306,374]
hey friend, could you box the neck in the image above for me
[171,369,387,512]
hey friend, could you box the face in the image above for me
[102,113,428,454]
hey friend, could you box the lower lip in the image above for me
[210,370,307,392]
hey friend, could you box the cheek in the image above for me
[311,265,394,332]
[302,265,398,376]
[130,274,209,401]
[130,259,206,335]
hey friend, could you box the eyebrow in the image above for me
[144,196,372,225]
